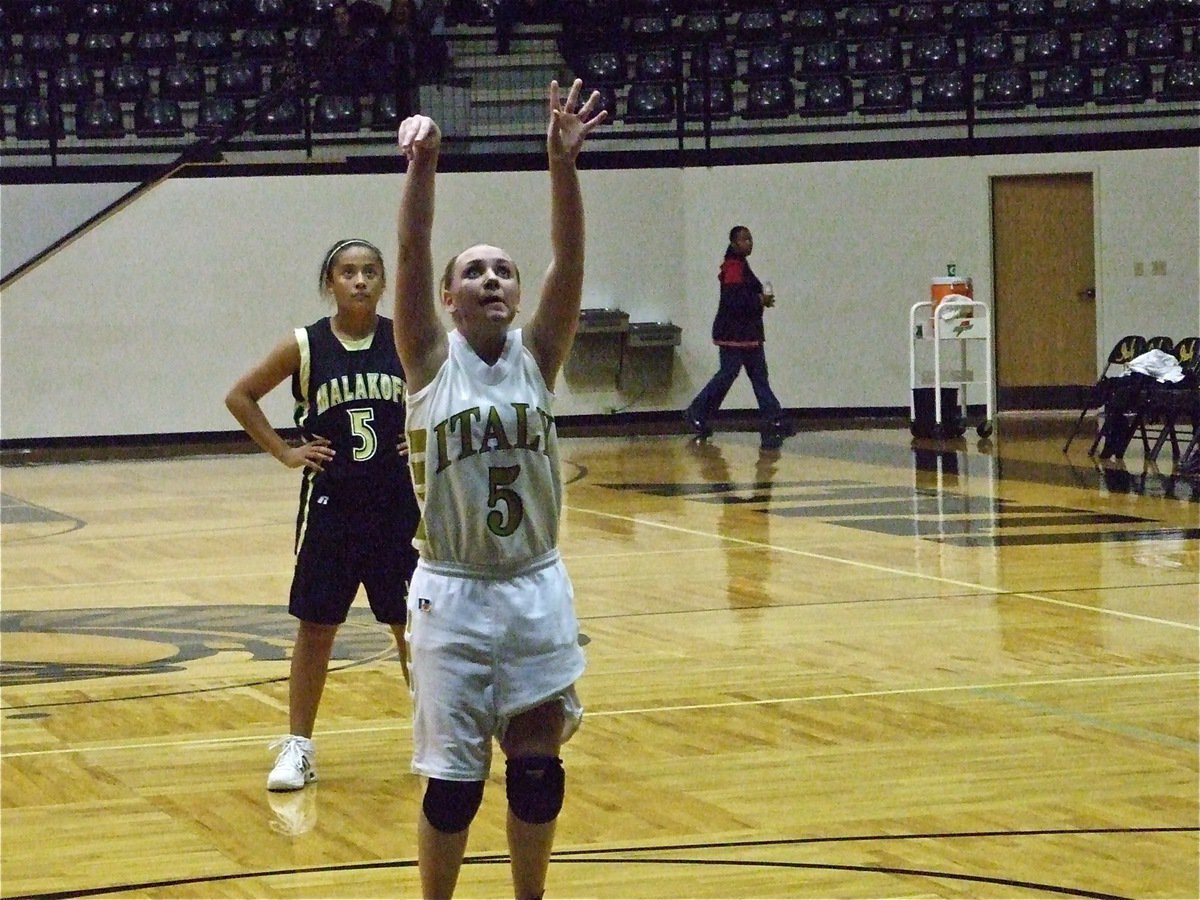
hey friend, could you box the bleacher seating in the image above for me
[1024,29,1073,67]
[920,69,969,110]
[253,92,304,134]
[216,60,262,99]
[1160,58,1200,98]
[130,29,181,65]
[142,0,181,28]
[860,72,913,113]
[1038,62,1094,105]
[312,93,362,131]
[625,80,675,123]
[16,98,64,139]
[1133,23,1184,58]
[0,64,36,104]
[953,0,997,33]
[135,96,186,137]
[22,32,69,70]
[105,64,150,101]
[899,3,944,35]
[802,40,848,74]
[843,4,889,38]
[1078,26,1125,66]
[195,94,242,135]
[792,6,836,41]
[251,0,290,26]
[160,62,205,101]
[743,76,794,118]
[1062,0,1109,27]
[1009,0,1056,30]
[241,27,288,60]
[0,0,1195,159]
[978,66,1034,108]
[187,27,234,63]
[970,32,1015,69]
[747,43,793,78]
[75,96,125,138]
[692,44,736,79]
[1097,60,1152,101]
[628,14,673,47]
[52,62,95,103]
[855,37,902,72]
[911,34,960,71]
[736,9,785,45]
[579,50,624,85]
[77,31,124,67]
[685,78,734,120]
[803,73,852,114]
[681,11,725,45]
[635,49,680,82]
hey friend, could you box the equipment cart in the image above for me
[909,295,994,439]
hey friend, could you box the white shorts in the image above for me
[405,555,586,781]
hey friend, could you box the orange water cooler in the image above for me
[929,275,974,331]
[909,275,994,440]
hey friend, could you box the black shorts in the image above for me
[289,486,419,626]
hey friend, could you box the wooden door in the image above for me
[991,174,1097,406]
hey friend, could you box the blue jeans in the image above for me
[687,344,783,427]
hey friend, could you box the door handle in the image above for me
[1078,287,1096,301]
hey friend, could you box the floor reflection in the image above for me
[765,427,1200,504]
[687,440,780,616]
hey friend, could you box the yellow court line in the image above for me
[3,670,1194,760]
[566,504,1200,632]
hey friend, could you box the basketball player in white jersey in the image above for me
[393,80,606,900]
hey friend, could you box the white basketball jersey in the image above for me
[405,328,563,578]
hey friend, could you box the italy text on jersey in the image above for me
[429,403,554,474]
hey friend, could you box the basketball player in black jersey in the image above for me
[226,238,420,792]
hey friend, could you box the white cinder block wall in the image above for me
[1,146,1197,440]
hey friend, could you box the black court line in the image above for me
[0,606,402,707]
[596,461,1196,547]
[0,492,86,540]
[10,827,1194,900]
[943,527,1200,547]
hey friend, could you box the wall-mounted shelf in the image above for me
[571,310,681,391]
[626,322,682,348]
[578,308,630,334]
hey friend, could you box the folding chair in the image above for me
[1064,334,1146,452]
[1146,334,1175,352]
[1138,336,1199,466]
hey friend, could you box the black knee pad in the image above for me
[505,755,564,825]
[423,778,484,834]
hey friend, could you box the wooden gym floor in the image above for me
[1,415,1197,899]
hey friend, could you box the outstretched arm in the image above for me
[394,114,449,393]
[526,79,607,388]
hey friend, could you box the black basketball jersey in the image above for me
[291,316,412,498]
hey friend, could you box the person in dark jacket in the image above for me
[684,225,794,449]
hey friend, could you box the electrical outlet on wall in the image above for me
[1134,261,1145,276]
[1151,260,1167,275]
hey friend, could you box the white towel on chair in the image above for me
[1127,348,1184,383]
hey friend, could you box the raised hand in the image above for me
[547,78,607,162]
[397,114,441,161]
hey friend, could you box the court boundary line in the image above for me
[3,669,1193,759]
